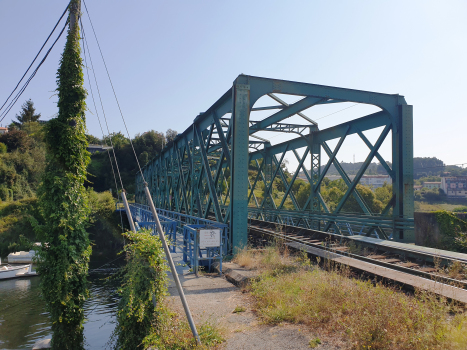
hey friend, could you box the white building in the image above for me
[422,182,441,190]
[359,175,391,188]
[441,176,467,198]
[0,126,8,135]
[324,174,391,188]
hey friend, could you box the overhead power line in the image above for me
[0,4,69,122]
[82,0,146,183]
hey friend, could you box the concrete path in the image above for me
[166,240,346,349]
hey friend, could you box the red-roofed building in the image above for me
[0,127,8,135]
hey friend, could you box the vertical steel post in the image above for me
[229,77,250,253]
[394,105,414,242]
[310,140,321,230]
[143,183,201,344]
[263,149,274,209]
[121,190,136,233]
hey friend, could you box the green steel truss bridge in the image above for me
[135,75,414,252]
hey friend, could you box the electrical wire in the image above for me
[80,21,125,191]
[0,4,69,114]
[80,19,125,233]
[314,103,359,121]
[82,0,146,183]
[0,20,68,123]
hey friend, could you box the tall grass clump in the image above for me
[114,230,224,349]
[236,246,467,349]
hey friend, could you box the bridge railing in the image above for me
[182,224,227,275]
[129,203,230,253]
[248,207,414,240]
[129,204,179,252]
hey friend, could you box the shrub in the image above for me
[113,230,168,349]
[241,246,467,350]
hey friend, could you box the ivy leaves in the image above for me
[35,4,91,349]
[113,230,168,349]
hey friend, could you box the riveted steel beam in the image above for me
[137,75,414,250]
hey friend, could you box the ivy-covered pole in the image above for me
[36,0,91,348]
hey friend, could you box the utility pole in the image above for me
[69,0,81,31]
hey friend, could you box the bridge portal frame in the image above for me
[136,75,414,253]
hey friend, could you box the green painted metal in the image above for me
[135,75,415,253]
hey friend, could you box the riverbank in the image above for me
[230,245,467,350]
[0,192,126,261]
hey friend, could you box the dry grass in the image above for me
[415,201,462,212]
[235,246,467,350]
[233,244,296,272]
[142,306,225,349]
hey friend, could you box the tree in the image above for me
[166,128,178,143]
[105,131,128,149]
[15,99,41,124]
[86,134,101,145]
[0,129,32,151]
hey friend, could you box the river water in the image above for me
[0,261,121,349]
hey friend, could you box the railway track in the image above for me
[247,218,467,293]
[128,206,467,302]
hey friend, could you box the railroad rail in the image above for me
[247,218,467,303]
[121,204,467,303]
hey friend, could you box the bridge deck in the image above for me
[348,235,467,264]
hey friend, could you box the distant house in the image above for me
[414,185,422,191]
[441,176,467,198]
[323,174,391,188]
[0,126,8,135]
[87,144,112,154]
[422,182,441,190]
[359,175,391,188]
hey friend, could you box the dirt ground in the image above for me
[167,260,348,349]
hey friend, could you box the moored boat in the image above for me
[0,264,36,280]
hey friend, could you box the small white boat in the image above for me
[0,264,36,279]
[7,249,36,263]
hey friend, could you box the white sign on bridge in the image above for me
[199,229,221,248]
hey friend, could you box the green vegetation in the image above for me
[0,199,40,258]
[235,246,467,350]
[415,202,463,213]
[86,129,177,194]
[434,210,467,253]
[414,175,442,185]
[13,99,41,125]
[0,123,46,201]
[233,306,246,313]
[114,230,224,349]
[414,157,467,178]
[34,8,91,347]
[247,161,393,213]
[113,229,168,348]
[414,188,446,202]
[453,206,467,213]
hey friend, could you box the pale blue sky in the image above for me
[1,0,466,170]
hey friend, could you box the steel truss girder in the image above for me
[136,75,414,253]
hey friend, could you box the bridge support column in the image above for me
[230,77,250,253]
[263,151,274,210]
[310,141,321,230]
[393,105,414,242]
